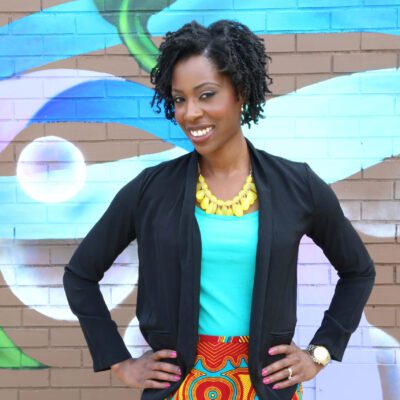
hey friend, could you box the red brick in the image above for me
[0,0,40,12]
[333,53,397,73]
[78,141,140,162]
[363,159,400,179]
[368,285,400,305]
[50,327,87,346]
[77,55,140,77]
[4,328,49,347]
[0,369,49,387]
[50,368,110,387]
[0,162,17,175]
[269,54,331,74]
[262,34,295,52]
[364,306,396,327]
[297,33,360,52]
[81,388,142,400]
[0,145,14,162]
[0,389,18,399]
[268,75,295,95]
[296,73,337,91]
[366,244,400,263]
[374,265,395,284]
[25,348,81,368]
[0,288,26,306]
[138,141,174,156]
[0,308,22,326]
[44,122,107,141]
[20,389,79,400]
[107,124,158,140]
[361,33,400,50]
[0,13,10,28]
[332,181,393,200]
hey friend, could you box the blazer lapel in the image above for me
[176,149,200,372]
[246,138,275,374]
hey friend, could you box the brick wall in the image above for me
[0,1,399,399]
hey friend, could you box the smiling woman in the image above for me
[63,18,375,400]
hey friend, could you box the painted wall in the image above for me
[0,1,399,399]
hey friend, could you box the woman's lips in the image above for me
[188,127,214,143]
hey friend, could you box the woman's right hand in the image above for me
[111,349,182,389]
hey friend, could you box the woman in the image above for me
[63,20,376,400]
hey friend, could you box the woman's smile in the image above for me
[188,125,215,142]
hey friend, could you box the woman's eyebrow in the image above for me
[171,81,221,93]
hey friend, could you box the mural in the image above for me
[0,0,399,399]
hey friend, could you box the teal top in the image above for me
[194,205,259,336]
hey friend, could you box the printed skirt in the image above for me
[165,334,303,399]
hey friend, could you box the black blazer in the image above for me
[63,137,376,400]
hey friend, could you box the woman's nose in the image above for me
[184,99,203,121]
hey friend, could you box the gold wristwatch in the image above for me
[305,344,331,366]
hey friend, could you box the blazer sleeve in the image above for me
[304,163,376,362]
[62,169,146,372]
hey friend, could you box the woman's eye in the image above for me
[201,92,215,99]
[173,97,183,104]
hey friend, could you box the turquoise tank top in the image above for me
[194,205,259,336]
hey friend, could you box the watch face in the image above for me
[314,346,329,361]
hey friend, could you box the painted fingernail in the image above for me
[268,348,275,355]
[263,378,271,384]
[272,384,279,390]
[171,351,177,357]
[261,368,268,376]
[165,383,171,387]
[177,369,182,375]
[173,375,181,381]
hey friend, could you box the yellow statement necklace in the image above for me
[195,162,258,217]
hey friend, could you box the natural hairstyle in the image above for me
[149,19,273,129]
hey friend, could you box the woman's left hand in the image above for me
[261,341,324,390]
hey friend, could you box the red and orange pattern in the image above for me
[165,334,303,400]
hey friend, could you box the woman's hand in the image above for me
[111,349,182,389]
[261,341,324,390]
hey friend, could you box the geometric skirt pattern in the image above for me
[165,334,303,400]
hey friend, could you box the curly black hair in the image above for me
[149,19,273,129]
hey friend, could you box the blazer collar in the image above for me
[176,137,274,373]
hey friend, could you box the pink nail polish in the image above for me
[269,348,275,355]
[263,378,271,384]
[171,351,177,357]
[165,383,171,387]
[261,369,268,376]
[272,384,279,390]
[174,375,181,381]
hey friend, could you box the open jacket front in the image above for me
[63,138,376,400]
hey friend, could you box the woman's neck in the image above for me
[198,135,251,179]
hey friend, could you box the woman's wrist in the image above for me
[111,357,133,372]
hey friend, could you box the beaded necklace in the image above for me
[195,162,258,217]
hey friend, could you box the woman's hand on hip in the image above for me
[111,349,182,389]
[261,341,324,390]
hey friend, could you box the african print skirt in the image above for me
[165,334,303,400]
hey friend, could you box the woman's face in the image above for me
[171,54,243,156]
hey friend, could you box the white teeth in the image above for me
[190,126,213,137]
